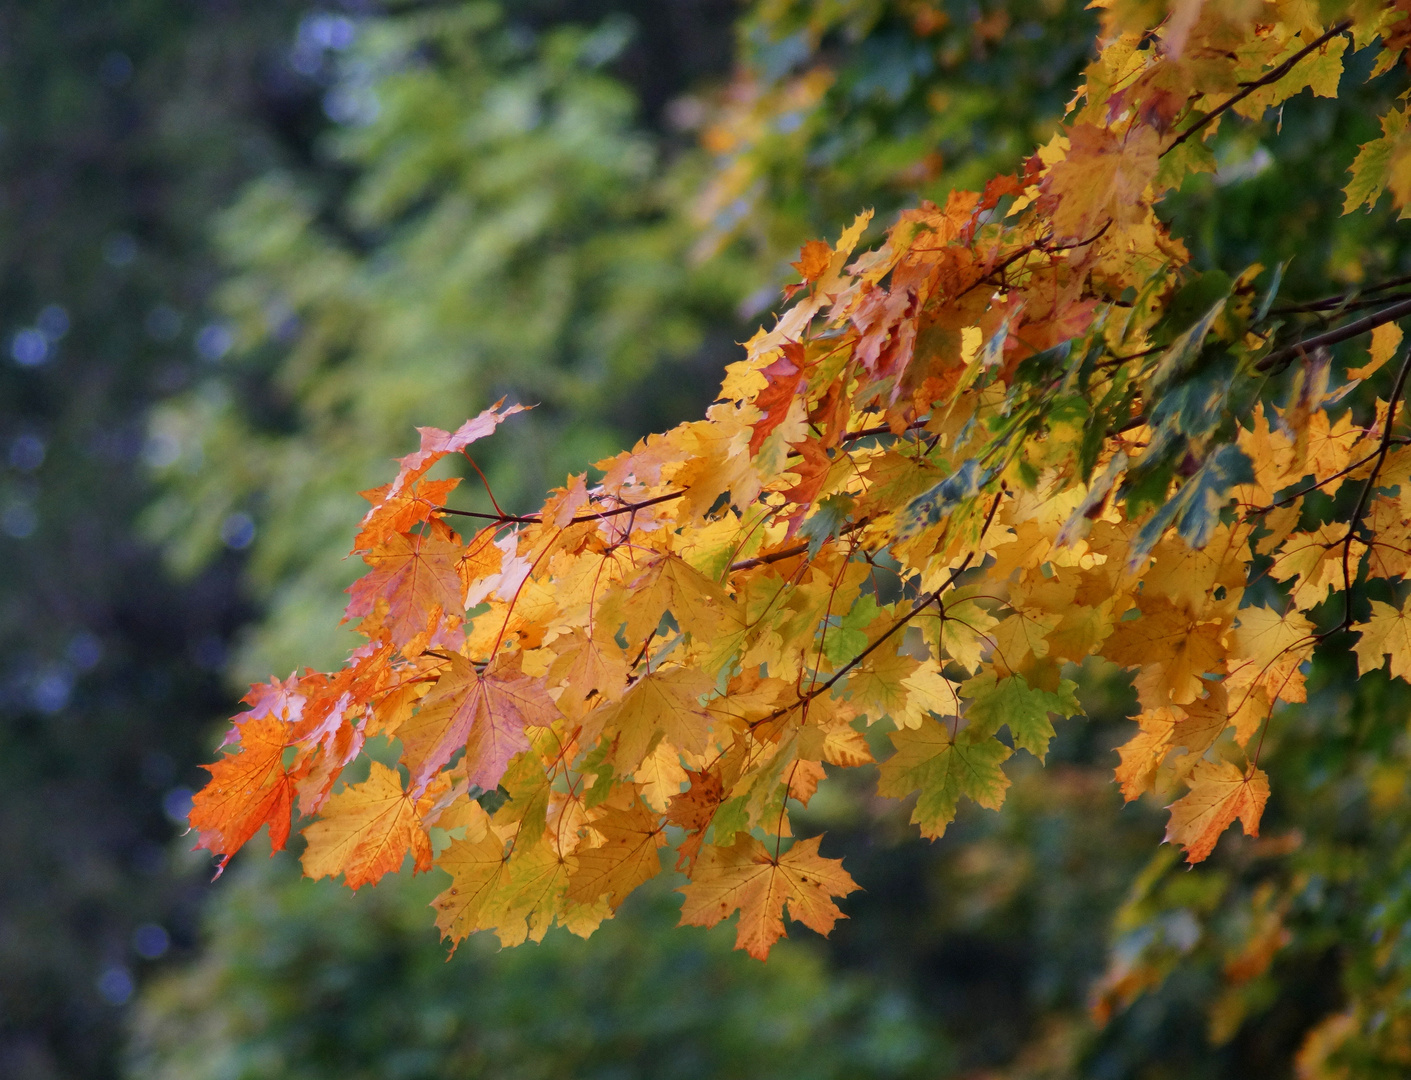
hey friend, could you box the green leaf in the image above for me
[799,493,854,559]
[877,717,1012,839]
[823,593,882,666]
[1343,107,1406,214]
[961,672,1080,762]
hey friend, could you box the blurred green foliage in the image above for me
[129,853,948,1080]
[125,2,1411,1079]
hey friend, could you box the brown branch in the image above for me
[1268,273,1411,316]
[729,518,870,572]
[437,490,685,527]
[1256,297,1411,373]
[1161,20,1352,158]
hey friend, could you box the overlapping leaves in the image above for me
[193,3,1411,966]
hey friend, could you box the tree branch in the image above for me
[1255,297,1411,373]
[1339,348,1411,631]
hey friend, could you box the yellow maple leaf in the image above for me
[1104,596,1225,706]
[300,761,433,890]
[1347,322,1404,380]
[843,644,918,724]
[1230,604,1315,704]
[1042,123,1161,240]
[430,831,507,947]
[677,834,859,960]
[1353,599,1411,681]
[579,665,716,772]
[567,796,666,909]
[897,663,962,729]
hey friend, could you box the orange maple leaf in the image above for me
[354,477,462,552]
[1164,758,1270,864]
[666,768,725,871]
[749,342,808,455]
[189,715,305,861]
[384,399,526,499]
[345,531,466,646]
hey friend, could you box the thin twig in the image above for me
[437,490,685,527]
[729,519,870,572]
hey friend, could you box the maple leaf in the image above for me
[580,665,715,773]
[189,715,304,860]
[566,795,666,908]
[384,399,527,499]
[300,761,433,889]
[1042,123,1161,240]
[962,671,1079,762]
[431,831,508,946]
[666,767,724,871]
[791,239,832,283]
[876,717,1012,839]
[1164,758,1269,864]
[547,627,630,719]
[399,653,559,793]
[1104,596,1225,706]
[1347,322,1404,380]
[354,477,461,552]
[748,342,808,455]
[598,553,737,648]
[677,834,859,960]
[1230,605,1315,703]
[1353,599,1411,681]
[345,531,466,647]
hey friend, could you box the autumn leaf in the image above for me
[567,795,666,908]
[301,761,433,889]
[1042,123,1161,239]
[677,834,859,960]
[431,831,508,946]
[189,715,304,860]
[345,531,467,646]
[1347,322,1404,380]
[384,399,527,499]
[579,665,715,773]
[791,239,832,283]
[666,767,725,871]
[354,477,462,552]
[1164,758,1269,864]
[1353,598,1411,680]
[399,653,560,793]
[748,342,808,455]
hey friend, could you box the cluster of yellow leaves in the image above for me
[192,2,1411,961]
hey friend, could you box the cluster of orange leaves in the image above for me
[192,1,1411,960]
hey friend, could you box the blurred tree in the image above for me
[0,3,328,1077]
